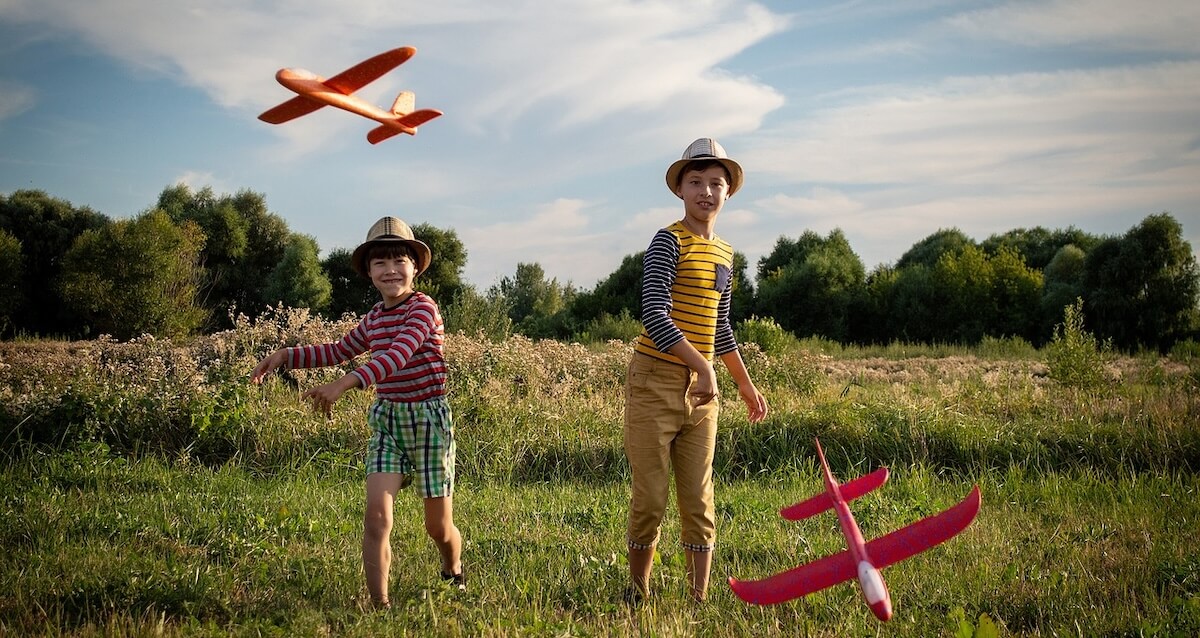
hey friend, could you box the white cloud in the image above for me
[946,0,1200,53]
[0,0,786,132]
[0,80,35,122]
[460,197,609,285]
[745,61,1200,188]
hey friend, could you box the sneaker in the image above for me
[622,585,645,607]
[440,570,466,592]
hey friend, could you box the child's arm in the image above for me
[719,349,768,423]
[667,340,719,406]
[301,374,362,416]
[251,348,287,384]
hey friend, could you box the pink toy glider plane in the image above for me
[728,438,981,621]
[258,46,442,144]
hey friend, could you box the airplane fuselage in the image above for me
[275,68,417,135]
[821,445,894,621]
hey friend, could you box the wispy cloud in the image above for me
[0,81,35,121]
[946,0,1200,53]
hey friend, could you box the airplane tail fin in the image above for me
[390,91,415,115]
[780,466,889,520]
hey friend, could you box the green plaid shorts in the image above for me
[365,397,455,498]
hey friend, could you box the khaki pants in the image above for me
[624,352,719,551]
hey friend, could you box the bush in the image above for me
[573,310,641,344]
[1169,338,1200,363]
[1045,298,1112,389]
[735,316,799,354]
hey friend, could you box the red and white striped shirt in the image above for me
[286,292,446,402]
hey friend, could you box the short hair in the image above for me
[365,243,417,265]
[675,159,732,189]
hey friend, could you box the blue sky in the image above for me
[1,1,1197,290]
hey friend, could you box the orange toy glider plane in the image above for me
[258,46,442,144]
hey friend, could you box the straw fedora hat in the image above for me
[350,216,432,277]
[664,137,744,198]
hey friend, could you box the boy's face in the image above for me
[675,165,731,230]
[368,253,417,305]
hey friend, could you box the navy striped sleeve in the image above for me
[641,229,685,353]
[714,274,738,356]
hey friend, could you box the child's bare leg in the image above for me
[628,546,655,596]
[685,548,712,601]
[363,473,404,606]
[423,496,462,575]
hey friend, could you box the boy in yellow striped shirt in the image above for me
[624,138,769,603]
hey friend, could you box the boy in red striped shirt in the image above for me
[251,216,463,609]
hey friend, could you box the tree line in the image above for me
[2,186,1197,352]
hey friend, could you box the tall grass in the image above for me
[2,306,1198,635]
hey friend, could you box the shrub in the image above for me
[573,310,641,344]
[1045,298,1112,388]
[1169,338,1200,363]
[735,316,799,354]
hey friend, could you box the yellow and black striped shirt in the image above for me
[635,221,738,365]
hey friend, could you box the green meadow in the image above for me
[1,308,1198,636]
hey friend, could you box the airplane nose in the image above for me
[870,600,893,621]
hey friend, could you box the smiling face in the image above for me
[674,163,732,237]
[366,245,418,306]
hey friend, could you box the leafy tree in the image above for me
[263,234,332,313]
[755,229,865,341]
[895,228,974,270]
[442,287,512,340]
[929,245,995,343]
[0,229,23,336]
[412,223,470,305]
[1041,244,1087,341]
[730,251,754,327]
[60,210,207,339]
[883,264,939,343]
[756,232,825,281]
[492,262,575,338]
[568,252,643,331]
[982,226,1101,270]
[851,266,900,344]
[1082,213,1199,351]
[322,247,377,319]
[978,246,1044,342]
[0,190,109,337]
[154,185,290,325]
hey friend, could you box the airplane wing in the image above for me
[865,484,981,569]
[258,95,326,124]
[324,46,416,95]
[780,467,889,521]
[729,485,981,606]
[366,109,443,145]
[729,548,857,605]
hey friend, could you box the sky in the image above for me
[1,0,1198,291]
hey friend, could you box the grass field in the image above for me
[2,308,1198,636]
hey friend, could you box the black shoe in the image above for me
[440,570,466,591]
[622,585,645,607]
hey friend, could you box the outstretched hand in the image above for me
[251,349,287,384]
[301,375,362,417]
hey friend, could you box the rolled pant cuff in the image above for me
[627,537,656,551]
[682,541,715,552]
